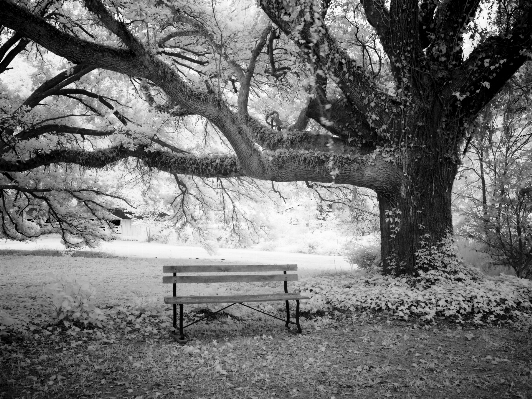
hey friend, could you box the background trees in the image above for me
[1,0,531,276]
[456,66,532,278]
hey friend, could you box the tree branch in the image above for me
[418,0,438,49]
[23,64,97,108]
[429,0,481,67]
[0,184,52,193]
[172,13,245,81]
[288,97,311,131]
[0,143,401,194]
[0,32,22,61]
[265,28,291,79]
[16,124,115,141]
[360,0,391,54]
[306,97,381,149]
[83,0,144,53]
[0,34,29,73]
[238,25,271,117]
[15,123,191,155]
[0,1,300,178]
[0,0,399,192]
[139,80,191,117]
[259,0,395,134]
[158,30,200,47]
[0,1,137,73]
[451,1,532,120]
[56,88,130,125]
[157,50,208,65]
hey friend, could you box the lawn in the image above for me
[1,245,531,398]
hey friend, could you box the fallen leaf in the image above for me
[464,333,474,341]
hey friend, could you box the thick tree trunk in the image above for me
[378,151,458,276]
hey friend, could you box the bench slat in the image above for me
[164,293,310,304]
[163,264,297,273]
[163,274,298,284]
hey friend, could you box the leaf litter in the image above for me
[1,254,532,398]
[1,308,531,399]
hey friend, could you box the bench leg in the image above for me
[172,278,177,331]
[179,304,185,340]
[295,300,302,333]
[285,300,290,328]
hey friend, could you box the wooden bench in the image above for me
[163,264,309,341]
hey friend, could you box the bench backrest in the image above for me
[162,264,298,284]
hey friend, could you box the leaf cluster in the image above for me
[297,271,532,326]
[41,279,106,328]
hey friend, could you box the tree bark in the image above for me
[378,154,457,275]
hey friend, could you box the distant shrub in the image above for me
[0,249,120,258]
[145,225,174,244]
[0,249,64,257]
[42,279,106,328]
[296,272,532,325]
[344,235,380,271]
[71,251,120,258]
[455,238,516,277]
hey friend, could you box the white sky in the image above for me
[0,56,36,98]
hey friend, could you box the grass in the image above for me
[0,249,123,258]
[1,251,532,398]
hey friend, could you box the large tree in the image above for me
[1,0,531,275]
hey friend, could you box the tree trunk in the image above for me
[378,152,458,276]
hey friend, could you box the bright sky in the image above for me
[0,56,36,98]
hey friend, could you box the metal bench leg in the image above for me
[285,300,290,328]
[179,304,185,340]
[295,300,302,333]
[284,271,291,329]
[173,276,177,330]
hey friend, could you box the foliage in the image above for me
[410,234,485,286]
[2,249,532,397]
[42,279,106,328]
[456,67,532,278]
[298,271,532,326]
[344,234,380,271]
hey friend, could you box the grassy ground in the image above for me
[1,250,532,398]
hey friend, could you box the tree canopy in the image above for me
[1,0,531,274]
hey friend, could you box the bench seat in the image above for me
[164,292,308,305]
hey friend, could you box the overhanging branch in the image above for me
[259,0,395,134]
[16,125,115,141]
[238,25,271,116]
[0,145,242,178]
[83,0,145,54]
[23,64,96,108]
[0,1,137,73]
